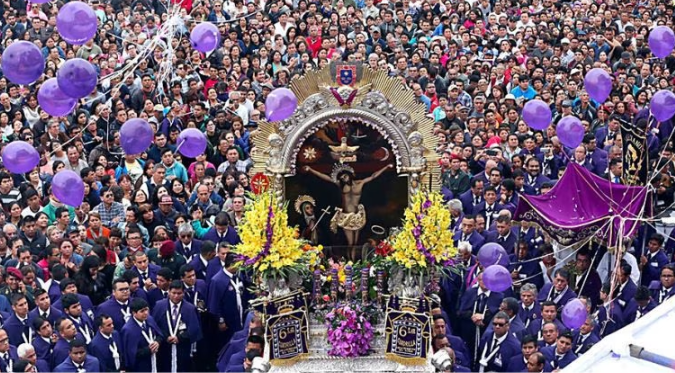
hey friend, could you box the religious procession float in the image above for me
[230,64,471,372]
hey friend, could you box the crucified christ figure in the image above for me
[303,163,394,260]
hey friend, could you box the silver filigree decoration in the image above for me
[265,133,285,172]
[358,91,415,134]
[278,93,329,135]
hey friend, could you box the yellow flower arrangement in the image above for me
[389,191,457,272]
[234,192,319,278]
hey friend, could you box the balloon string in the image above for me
[174,139,186,155]
[48,134,80,157]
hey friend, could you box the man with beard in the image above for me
[303,163,393,259]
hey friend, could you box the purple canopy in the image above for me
[514,163,651,247]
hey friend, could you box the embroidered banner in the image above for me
[384,295,432,365]
[265,309,309,364]
[620,119,649,185]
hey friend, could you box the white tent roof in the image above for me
[563,296,675,373]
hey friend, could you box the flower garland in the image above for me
[325,303,374,357]
[389,191,457,272]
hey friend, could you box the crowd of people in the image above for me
[0,0,673,371]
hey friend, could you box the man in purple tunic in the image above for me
[95,279,132,333]
[121,298,163,373]
[151,280,202,372]
[89,315,124,372]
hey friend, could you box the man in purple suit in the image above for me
[537,268,577,313]
[132,251,161,287]
[61,294,95,345]
[518,284,541,330]
[624,286,657,323]
[121,298,164,373]
[527,302,568,342]
[571,317,600,356]
[95,279,132,332]
[472,186,503,229]
[205,242,230,284]
[651,265,675,304]
[573,249,602,307]
[201,212,241,246]
[53,339,101,372]
[89,315,124,372]
[474,311,521,372]
[29,289,63,327]
[174,223,203,261]
[524,158,550,195]
[582,134,608,176]
[454,215,485,251]
[506,335,539,372]
[595,117,619,146]
[17,343,50,373]
[52,318,83,369]
[540,331,577,370]
[51,279,95,321]
[0,329,19,372]
[614,263,638,309]
[594,284,625,338]
[189,241,216,281]
[5,294,34,347]
[457,273,504,361]
[31,317,55,364]
[207,252,245,354]
[640,234,670,287]
[459,179,484,215]
[224,335,265,372]
[485,216,518,255]
[151,280,203,372]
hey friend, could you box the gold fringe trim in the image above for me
[270,353,309,366]
[384,353,428,366]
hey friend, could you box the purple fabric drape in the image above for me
[514,163,651,247]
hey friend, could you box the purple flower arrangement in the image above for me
[325,303,374,357]
[243,203,274,266]
[413,197,436,265]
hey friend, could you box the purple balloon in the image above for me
[557,116,585,148]
[651,90,675,122]
[190,22,220,53]
[522,100,552,130]
[177,128,207,158]
[483,265,512,292]
[477,243,509,268]
[584,68,612,103]
[266,88,298,122]
[649,26,675,59]
[1,141,40,174]
[562,298,588,329]
[38,78,77,116]
[120,119,154,155]
[57,1,98,45]
[1,41,45,85]
[57,58,98,99]
[52,170,85,207]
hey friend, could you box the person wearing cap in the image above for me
[367,25,386,50]
[0,267,34,309]
[154,195,179,232]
